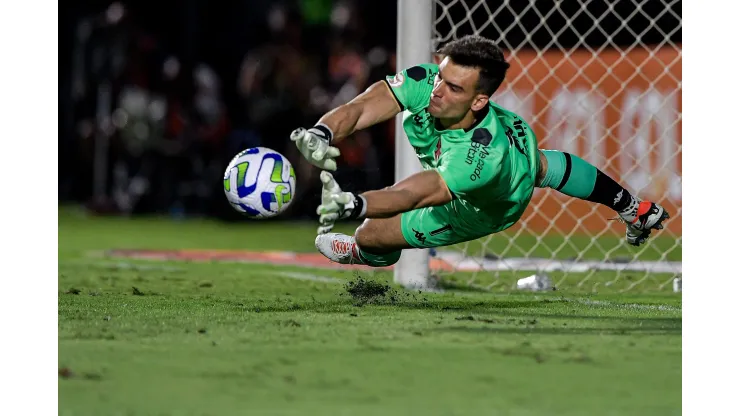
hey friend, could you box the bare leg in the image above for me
[314,215,410,266]
[354,215,411,254]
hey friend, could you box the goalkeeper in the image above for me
[290,35,669,267]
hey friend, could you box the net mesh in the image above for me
[430,0,682,293]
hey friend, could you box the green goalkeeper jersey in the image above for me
[384,63,540,235]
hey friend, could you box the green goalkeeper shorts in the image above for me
[399,205,496,249]
[400,197,532,249]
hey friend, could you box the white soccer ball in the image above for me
[223,147,297,219]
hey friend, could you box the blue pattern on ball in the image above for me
[224,147,294,219]
[237,181,256,199]
[239,203,261,217]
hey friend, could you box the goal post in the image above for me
[395,0,682,292]
[393,0,434,290]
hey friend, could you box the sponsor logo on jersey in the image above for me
[427,70,437,86]
[388,72,405,87]
[413,112,431,126]
[466,138,491,181]
[505,118,531,164]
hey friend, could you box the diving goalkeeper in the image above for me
[290,35,669,267]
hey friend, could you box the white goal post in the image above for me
[394,0,682,292]
[393,0,434,290]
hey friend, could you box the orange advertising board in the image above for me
[494,46,682,236]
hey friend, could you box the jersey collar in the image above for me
[432,103,492,138]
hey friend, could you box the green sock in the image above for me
[538,149,638,217]
[357,247,401,267]
[539,150,597,198]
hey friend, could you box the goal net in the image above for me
[427,0,682,292]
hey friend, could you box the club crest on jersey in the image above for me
[434,139,442,160]
[388,72,405,87]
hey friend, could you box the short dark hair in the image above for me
[436,35,510,96]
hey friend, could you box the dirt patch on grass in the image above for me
[343,275,429,307]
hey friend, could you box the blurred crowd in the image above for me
[59,0,679,221]
[59,0,400,220]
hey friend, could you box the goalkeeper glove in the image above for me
[316,171,367,234]
[290,124,341,171]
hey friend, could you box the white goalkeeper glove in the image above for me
[316,171,367,234]
[290,124,341,171]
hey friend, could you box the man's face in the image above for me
[428,57,487,119]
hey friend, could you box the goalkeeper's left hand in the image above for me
[290,125,341,171]
[316,171,367,234]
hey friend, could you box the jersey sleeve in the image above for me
[436,143,504,199]
[384,63,437,113]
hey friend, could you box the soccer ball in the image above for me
[223,147,297,219]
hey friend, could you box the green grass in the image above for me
[58,207,681,415]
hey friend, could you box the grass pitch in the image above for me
[58,207,681,415]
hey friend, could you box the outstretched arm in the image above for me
[291,81,401,171]
[360,170,453,218]
[317,170,453,232]
[316,81,402,143]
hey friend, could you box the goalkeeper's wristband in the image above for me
[309,123,334,144]
[346,194,368,220]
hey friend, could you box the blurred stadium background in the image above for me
[59,0,680,216]
[59,0,402,220]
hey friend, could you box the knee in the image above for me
[354,220,376,250]
[354,216,408,254]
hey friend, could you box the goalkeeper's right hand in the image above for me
[290,124,341,171]
[316,171,366,234]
